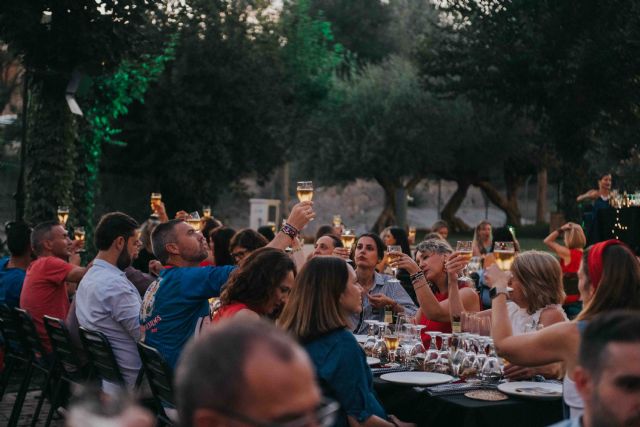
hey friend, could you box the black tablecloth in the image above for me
[374,378,564,427]
[594,207,640,254]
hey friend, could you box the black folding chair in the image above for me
[137,341,176,426]
[0,304,28,402]
[79,327,125,387]
[13,308,57,427]
[43,316,90,427]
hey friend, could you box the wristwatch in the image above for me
[490,287,509,300]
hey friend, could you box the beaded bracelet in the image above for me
[280,222,299,239]
[410,271,425,284]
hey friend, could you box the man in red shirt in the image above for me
[20,221,87,353]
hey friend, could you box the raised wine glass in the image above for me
[455,241,474,283]
[57,206,69,226]
[494,241,516,271]
[386,245,402,284]
[150,193,162,218]
[296,181,314,202]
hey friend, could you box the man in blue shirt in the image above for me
[0,221,33,308]
[140,201,315,369]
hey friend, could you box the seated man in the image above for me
[175,318,334,427]
[550,310,640,427]
[20,221,86,353]
[140,202,314,369]
[0,221,32,308]
[75,212,143,391]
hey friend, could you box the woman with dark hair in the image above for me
[278,257,413,427]
[350,233,417,334]
[384,227,411,256]
[229,229,269,265]
[209,227,236,267]
[489,240,640,418]
[472,220,492,257]
[213,247,296,321]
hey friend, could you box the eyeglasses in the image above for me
[231,249,249,261]
[211,398,339,427]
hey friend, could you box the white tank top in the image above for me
[506,302,568,335]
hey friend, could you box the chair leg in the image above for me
[8,360,34,427]
[0,356,17,400]
[43,376,64,427]
[31,365,57,427]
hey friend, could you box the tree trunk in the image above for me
[475,180,522,226]
[373,177,397,232]
[440,179,472,232]
[504,170,524,226]
[536,167,548,224]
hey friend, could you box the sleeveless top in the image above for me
[418,283,469,345]
[563,320,588,418]
[506,302,568,335]
[560,249,582,274]
[213,302,251,322]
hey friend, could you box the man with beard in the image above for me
[75,212,143,392]
[140,202,314,369]
[549,310,640,427]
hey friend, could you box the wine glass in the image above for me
[296,181,314,202]
[423,331,441,372]
[450,334,467,377]
[455,241,474,282]
[74,226,86,253]
[363,320,378,356]
[494,241,516,271]
[186,211,202,232]
[480,339,503,384]
[202,205,212,218]
[332,214,342,227]
[386,245,402,284]
[372,322,389,362]
[150,193,162,218]
[383,324,400,364]
[57,206,69,226]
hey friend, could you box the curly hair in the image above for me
[219,247,296,313]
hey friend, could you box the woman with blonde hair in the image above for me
[278,257,413,427]
[488,240,640,418]
[543,222,586,274]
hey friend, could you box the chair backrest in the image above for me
[79,327,124,385]
[0,304,25,356]
[14,308,47,360]
[43,315,83,375]
[137,341,175,408]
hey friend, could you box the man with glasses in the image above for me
[140,202,314,369]
[176,318,338,427]
[75,212,143,392]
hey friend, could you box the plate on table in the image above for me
[367,357,381,366]
[498,381,562,400]
[380,372,454,386]
[465,390,508,401]
[354,334,368,344]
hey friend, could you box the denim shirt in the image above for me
[350,272,418,334]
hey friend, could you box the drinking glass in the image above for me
[150,193,162,218]
[341,229,356,260]
[363,320,378,356]
[383,325,400,364]
[333,214,342,227]
[74,226,86,253]
[408,226,417,244]
[296,181,314,202]
[202,205,212,218]
[455,241,474,282]
[186,211,202,232]
[450,335,467,377]
[423,331,441,372]
[386,245,402,284]
[372,322,389,362]
[480,340,503,384]
[57,206,69,226]
[494,242,516,271]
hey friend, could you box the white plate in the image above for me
[380,372,454,386]
[498,381,562,400]
[367,357,381,366]
[354,334,368,344]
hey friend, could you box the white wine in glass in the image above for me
[341,229,356,251]
[57,206,69,226]
[333,214,342,227]
[494,242,515,271]
[186,212,202,232]
[150,193,162,217]
[296,181,314,202]
[456,241,474,283]
[74,227,86,253]
[387,245,402,283]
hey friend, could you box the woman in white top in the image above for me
[479,251,567,380]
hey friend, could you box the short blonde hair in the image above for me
[511,251,565,314]
[563,222,586,250]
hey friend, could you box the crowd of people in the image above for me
[1,194,639,427]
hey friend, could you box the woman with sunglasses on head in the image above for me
[213,247,296,322]
[279,257,414,427]
[489,240,640,419]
